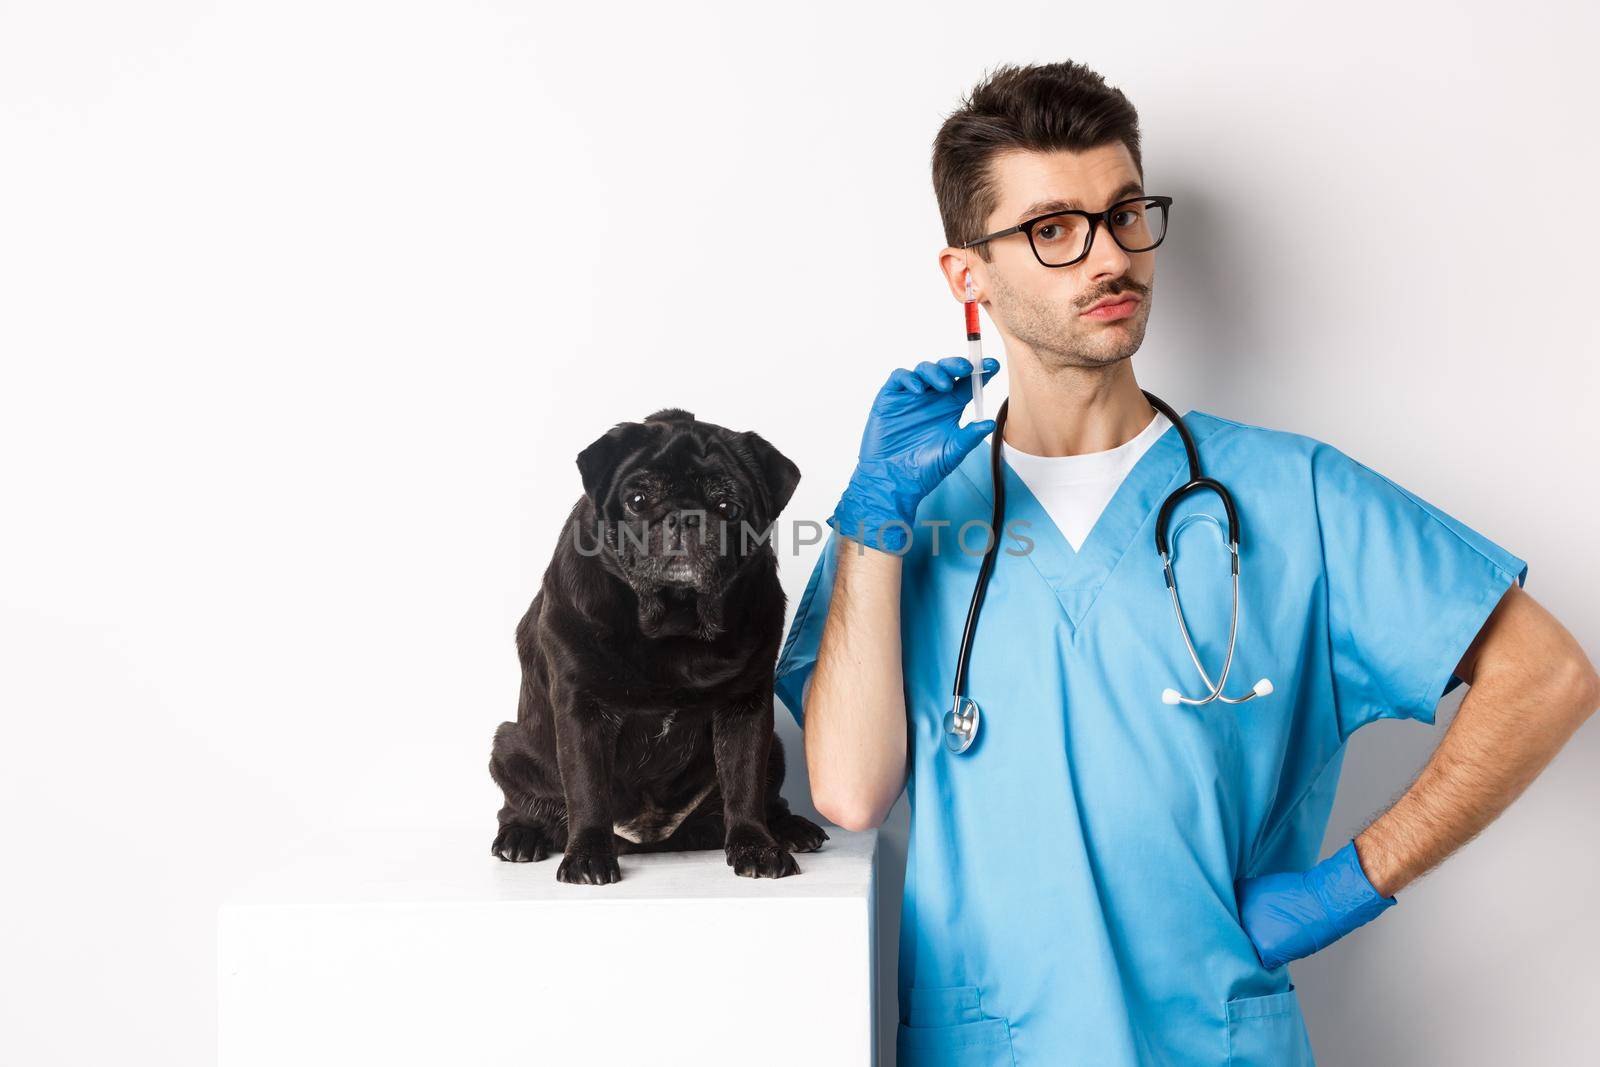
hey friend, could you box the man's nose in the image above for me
[1083,216,1133,277]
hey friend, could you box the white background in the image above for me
[3,2,1597,1064]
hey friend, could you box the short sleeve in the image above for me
[1312,443,1527,741]
[774,531,840,727]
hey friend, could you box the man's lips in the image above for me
[1081,296,1140,320]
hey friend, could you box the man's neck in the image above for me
[1001,353,1157,457]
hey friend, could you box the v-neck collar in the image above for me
[952,408,1227,636]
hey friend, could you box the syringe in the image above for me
[963,269,985,420]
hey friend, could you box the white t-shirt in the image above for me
[1001,409,1172,552]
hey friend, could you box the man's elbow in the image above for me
[815,789,892,832]
[1562,654,1600,722]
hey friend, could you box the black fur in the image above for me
[489,408,828,883]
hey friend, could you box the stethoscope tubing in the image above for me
[946,389,1269,753]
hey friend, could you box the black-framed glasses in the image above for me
[962,195,1173,268]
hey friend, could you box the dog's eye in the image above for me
[624,491,648,512]
[715,500,741,521]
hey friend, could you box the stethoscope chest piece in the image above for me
[944,696,981,753]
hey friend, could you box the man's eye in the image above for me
[716,500,741,521]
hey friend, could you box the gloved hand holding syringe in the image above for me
[824,266,999,553]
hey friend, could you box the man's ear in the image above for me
[576,421,648,506]
[737,430,801,518]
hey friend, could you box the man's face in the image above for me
[964,143,1155,371]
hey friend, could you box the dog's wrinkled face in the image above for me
[575,408,800,636]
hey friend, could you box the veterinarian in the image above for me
[773,62,1599,1066]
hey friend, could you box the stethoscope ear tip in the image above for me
[1253,678,1274,697]
[1161,688,1182,705]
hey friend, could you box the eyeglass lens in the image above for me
[1031,198,1167,266]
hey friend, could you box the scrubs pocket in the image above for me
[897,984,1016,1067]
[1225,985,1316,1067]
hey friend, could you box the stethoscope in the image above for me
[944,390,1275,755]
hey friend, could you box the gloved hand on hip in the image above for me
[1235,839,1397,970]
[829,356,1000,553]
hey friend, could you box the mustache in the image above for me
[1079,279,1148,311]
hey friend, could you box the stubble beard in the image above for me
[989,271,1152,373]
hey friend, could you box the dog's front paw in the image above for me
[770,812,829,854]
[556,840,622,885]
[726,834,800,879]
[492,823,554,863]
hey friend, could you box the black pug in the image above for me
[489,408,828,883]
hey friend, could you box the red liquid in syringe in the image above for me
[963,270,985,419]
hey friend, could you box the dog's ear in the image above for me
[576,421,651,506]
[736,430,801,518]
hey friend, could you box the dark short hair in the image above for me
[931,61,1144,261]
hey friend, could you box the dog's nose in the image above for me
[662,509,702,532]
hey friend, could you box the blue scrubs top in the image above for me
[774,410,1526,1067]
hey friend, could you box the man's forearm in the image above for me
[804,538,909,829]
[1354,587,1600,897]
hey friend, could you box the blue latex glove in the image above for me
[1235,840,1397,970]
[829,356,1000,553]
